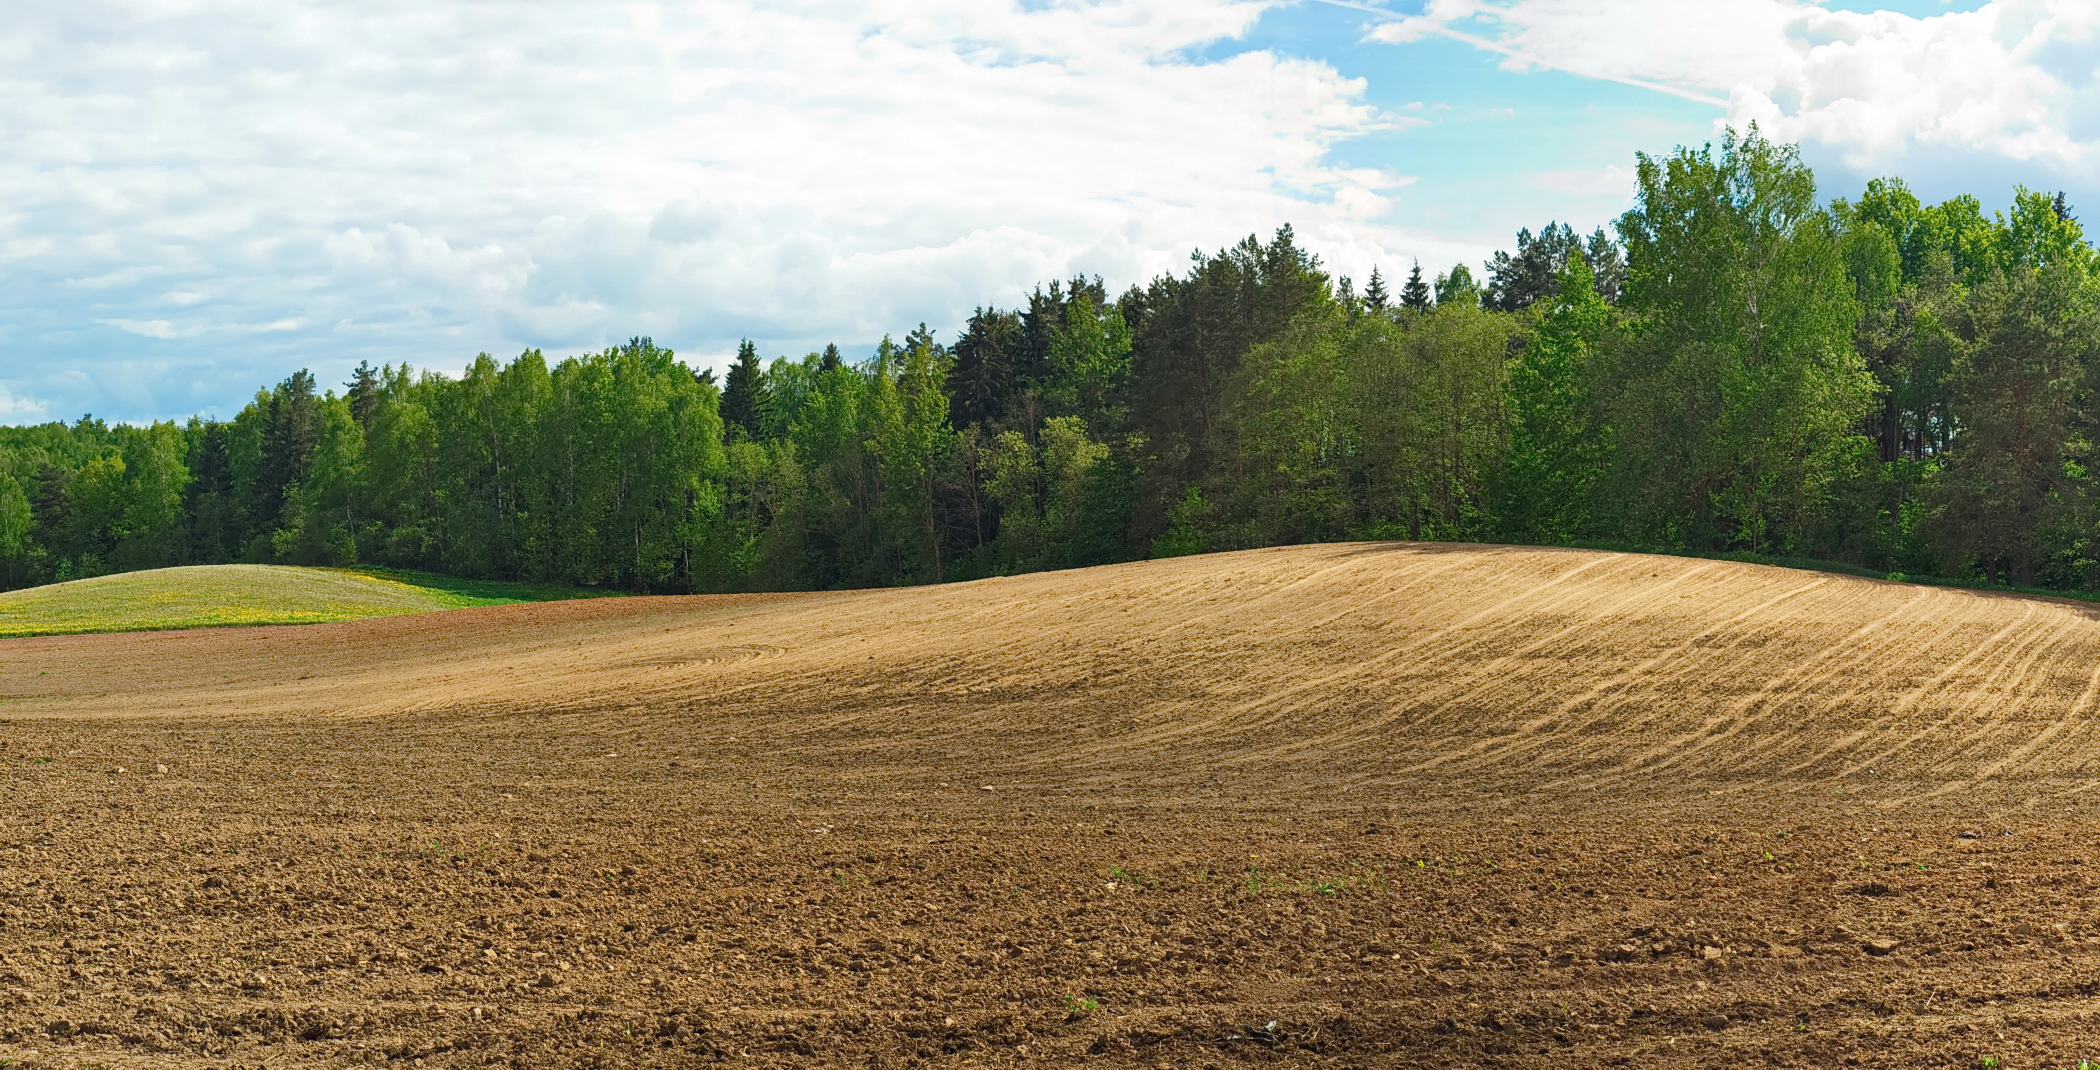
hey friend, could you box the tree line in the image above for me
[5,127,2098,594]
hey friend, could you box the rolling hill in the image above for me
[5,542,2098,1066]
[15,542,2095,816]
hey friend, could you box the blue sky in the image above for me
[1199,1,1720,243]
[0,0,2092,425]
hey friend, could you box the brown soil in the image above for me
[4,542,2100,1068]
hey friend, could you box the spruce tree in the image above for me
[948,308,1024,429]
[185,422,240,563]
[720,339,767,442]
[1363,266,1389,312]
[257,370,318,533]
[1400,260,1432,313]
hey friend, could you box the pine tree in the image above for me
[1363,266,1389,313]
[903,322,940,357]
[819,344,843,373]
[1483,222,1582,312]
[1400,260,1432,313]
[1585,227,1627,304]
[345,361,381,430]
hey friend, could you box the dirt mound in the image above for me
[4,543,2098,1067]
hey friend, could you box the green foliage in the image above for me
[1433,263,1481,308]
[1045,289,1132,436]
[984,416,1112,572]
[1233,296,1514,547]
[1399,260,1432,313]
[1233,304,1358,544]
[1061,995,1100,1020]
[1497,254,1615,542]
[1608,125,1874,551]
[1151,486,1210,559]
[349,566,629,608]
[721,339,770,442]
[0,471,29,586]
[1367,298,1510,540]
[1924,261,2100,586]
[1997,185,2093,275]
[870,333,957,582]
[3,130,2099,603]
[1129,225,1329,536]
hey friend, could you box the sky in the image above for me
[1,0,2095,425]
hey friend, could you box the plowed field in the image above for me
[5,543,2100,1068]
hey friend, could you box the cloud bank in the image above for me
[1370,0,2100,199]
[0,0,1441,421]
[13,0,2096,424]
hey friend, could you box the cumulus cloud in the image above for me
[0,389,48,419]
[1367,0,2100,197]
[0,0,1439,421]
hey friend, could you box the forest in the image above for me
[3,127,2097,595]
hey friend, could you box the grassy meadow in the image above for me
[0,565,621,638]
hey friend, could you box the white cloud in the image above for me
[1527,163,1638,201]
[101,319,192,340]
[1368,0,2100,194]
[0,0,1441,421]
[0,389,47,418]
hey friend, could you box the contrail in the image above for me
[1301,0,1733,109]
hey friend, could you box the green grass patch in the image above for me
[0,564,623,638]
